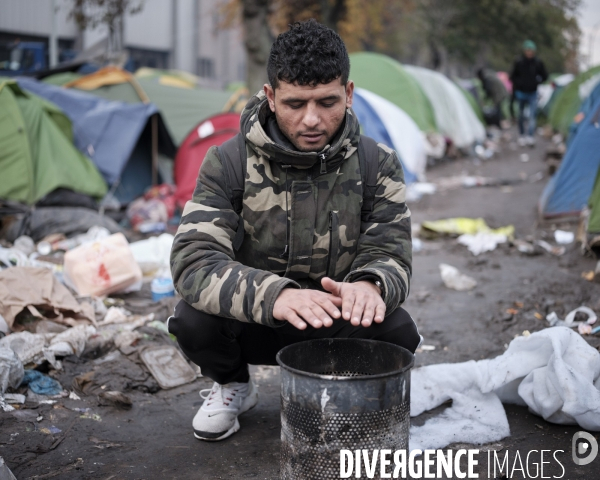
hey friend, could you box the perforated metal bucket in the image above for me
[276,338,413,480]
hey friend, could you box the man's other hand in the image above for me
[321,277,385,327]
[273,288,342,330]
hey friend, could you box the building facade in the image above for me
[0,0,246,89]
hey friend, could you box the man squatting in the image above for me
[168,19,421,441]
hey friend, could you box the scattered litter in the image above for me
[37,415,43,422]
[3,393,25,404]
[69,391,81,401]
[129,233,174,276]
[40,426,62,435]
[151,276,175,302]
[547,306,597,336]
[36,319,68,334]
[98,390,133,409]
[554,230,574,244]
[406,182,437,202]
[0,456,17,480]
[582,270,595,282]
[416,345,436,353]
[410,327,600,451]
[80,411,102,422]
[140,345,197,389]
[520,153,529,162]
[439,264,477,291]
[20,370,63,396]
[0,267,95,329]
[101,306,131,325]
[113,330,142,351]
[421,218,514,239]
[63,233,143,297]
[412,238,423,252]
[0,315,8,337]
[458,232,508,255]
[0,347,24,394]
[537,240,565,256]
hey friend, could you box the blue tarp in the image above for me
[16,77,176,203]
[540,96,600,218]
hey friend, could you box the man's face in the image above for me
[264,78,354,152]
[524,48,535,58]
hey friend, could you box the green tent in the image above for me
[66,69,233,145]
[42,72,83,86]
[548,65,600,136]
[0,80,107,204]
[349,52,437,132]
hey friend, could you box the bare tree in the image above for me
[241,0,274,95]
[69,0,145,57]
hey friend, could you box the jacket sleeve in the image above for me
[170,146,299,326]
[343,144,412,313]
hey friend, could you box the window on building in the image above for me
[198,57,215,79]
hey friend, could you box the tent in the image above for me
[548,66,600,136]
[565,80,600,146]
[174,112,240,208]
[403,65,486,148]
[353,88,425,183]
[64,67,234,145]
[0,79,107,204]
[17,77,177,204]
[539,94,600,218]
[349,53,436,132]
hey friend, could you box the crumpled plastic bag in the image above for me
[422,217,514,239]
[20,369,63,396]
[457,232,508,255]
[0,326,96,369]
[439,263,477,291]
[63,233,143,297]
[0,347,24,394]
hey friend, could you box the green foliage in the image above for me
[411,0,581,73]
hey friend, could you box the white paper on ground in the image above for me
[457,232,508,255]
[410,327,600,450]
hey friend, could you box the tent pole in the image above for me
[151,114,158,185]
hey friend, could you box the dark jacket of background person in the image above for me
[510,55,548,93]
[478,68,509,104]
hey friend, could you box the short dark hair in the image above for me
[267,19,350,89]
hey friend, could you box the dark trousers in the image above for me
[168,300,421,384]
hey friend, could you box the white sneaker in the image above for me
[517,136,527,147]
[193,380,258,441]
[526,136,536,147]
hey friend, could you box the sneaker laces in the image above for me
[200,383,245,408]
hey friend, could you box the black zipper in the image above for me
[319,150,329,174]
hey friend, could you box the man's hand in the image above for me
[321,277,385,327]
[273,288,343,330]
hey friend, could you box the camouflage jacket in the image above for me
[170,91,412,327]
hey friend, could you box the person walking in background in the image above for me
[510,40,548,147]
[477,68,509,127]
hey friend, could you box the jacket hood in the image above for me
[240,90,361,169]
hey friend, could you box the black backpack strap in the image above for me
[357,135,379,223]
[217,133,247,251]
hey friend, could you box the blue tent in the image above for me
[567,81,600,146]
[353,88,426,183]
[539,94,600,218]
[17,77,176,204]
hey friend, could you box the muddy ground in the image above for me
[2,131,599,479]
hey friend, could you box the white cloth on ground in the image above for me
[410,327,600,451]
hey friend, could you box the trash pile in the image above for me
[0,227,200,418]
